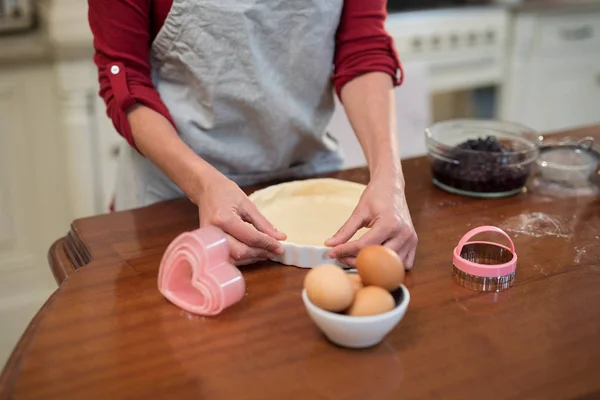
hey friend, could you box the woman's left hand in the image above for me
[325,175,417,269]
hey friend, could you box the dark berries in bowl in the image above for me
[425,119,541,198]
[456,136,504,152]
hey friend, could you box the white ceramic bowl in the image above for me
[301,284,410,349]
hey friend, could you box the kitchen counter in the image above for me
[509,0,600,12]
[1,124,599,399]
[0,0,95,66]
[0,29,52,65]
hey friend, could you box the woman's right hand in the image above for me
[194,173,287,266]
[126,105,285,266]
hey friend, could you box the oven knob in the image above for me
[450,34,459,47]
[468,32,477,45]
[412,37,422,51]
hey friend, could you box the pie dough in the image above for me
[250,178,369,247]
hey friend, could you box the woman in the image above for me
[88,0,418,268]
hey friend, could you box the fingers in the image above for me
[338,241,414,269]
[242,201,287,241]
[404,247,416,270]
[325,208,367,247]
[233,258,267,267]
[328,218,391,259]
[329,219,418,268]
[382,232,418,269]
[227,235,277,266]
[217,214,284,255]
[338,257,357,268]
[398,234,418,269]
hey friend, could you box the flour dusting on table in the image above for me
[573,243,600,267]
[501,212,572,238]
[574,248,587,265]
[528,177,599,199]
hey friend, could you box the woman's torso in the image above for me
[115,0,345,210]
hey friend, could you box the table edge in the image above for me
[0,289,59,398]
[47,224,91,285]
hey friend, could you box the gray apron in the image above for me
[114,0,345,211]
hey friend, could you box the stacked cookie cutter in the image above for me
[158,226,245,316]
[453,226,518,292]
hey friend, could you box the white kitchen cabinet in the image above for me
[35,0,120,216]
[0,64,66,366]
[500,9,600,132]
[510,61,600,133]
[0,64,69,272]
[53,59,120,216]
[93,92,123,212]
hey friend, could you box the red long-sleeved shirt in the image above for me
[89,0,403,150]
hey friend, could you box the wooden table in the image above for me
[2,126,599,400]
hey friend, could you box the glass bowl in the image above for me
[425,119,542,198]
[536,137,600,184]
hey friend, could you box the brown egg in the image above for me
[347,273,364,293]
[346,286,396,316]
[356,245,405,291]
[304,264,355,312]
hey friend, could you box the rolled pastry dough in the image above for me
[250,178,369,247]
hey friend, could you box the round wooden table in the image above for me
[1,126,599,400]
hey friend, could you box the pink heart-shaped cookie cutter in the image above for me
[158,226,246,316]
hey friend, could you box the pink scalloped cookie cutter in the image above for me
[453,225,518,278]
[158,226,245,316]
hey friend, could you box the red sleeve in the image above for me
[332,0,404,97]
[88,0,176,151]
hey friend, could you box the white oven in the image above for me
[328,6,510,169]
[386,7,510,122]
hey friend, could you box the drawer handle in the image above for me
[560,26,593,41]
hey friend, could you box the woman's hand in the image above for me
[126,106,285,266]
[328,71,419,269]
[325,175,417,269]
[195,173,287,266]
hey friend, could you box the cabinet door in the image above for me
[93,94,122,212]
[528,63,600,132]
[0,65,66,366]
[504,60,600,133]
[502,11,600,133]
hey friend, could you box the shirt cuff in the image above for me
[333,36,404,98]
[107,62,137,113]
[105,62,176,153]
